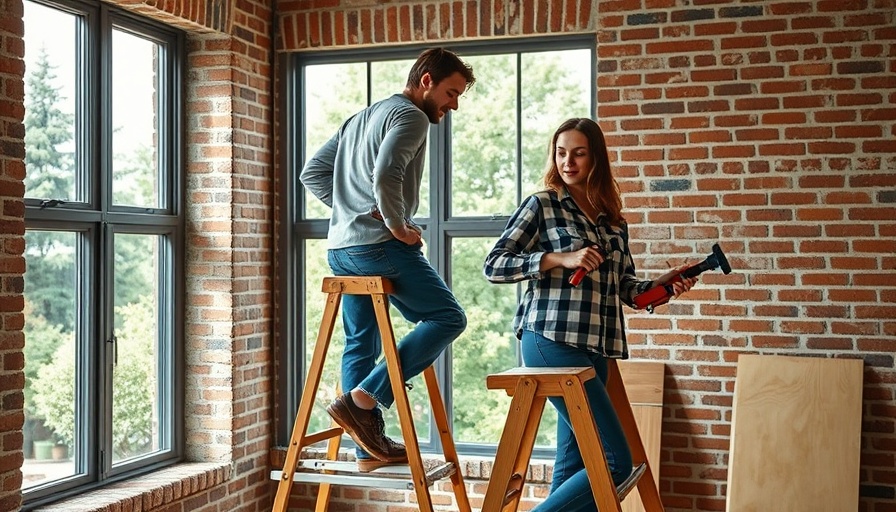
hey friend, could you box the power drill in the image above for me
[633,243,731,313]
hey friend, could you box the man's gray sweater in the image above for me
[300,93,429,249]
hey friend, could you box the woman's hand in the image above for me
[541,246,605,273]
[654,264,698,298]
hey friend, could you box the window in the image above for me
[21,0,184,505]
[283,40,593,456]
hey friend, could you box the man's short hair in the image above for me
[406,47,476,90]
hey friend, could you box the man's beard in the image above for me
[422,96,442,124]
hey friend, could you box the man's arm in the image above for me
[371,111,429,229]
[300,134,338,208]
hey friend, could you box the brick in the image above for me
[671,8,714,23]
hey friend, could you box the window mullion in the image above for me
[98,221,114,480]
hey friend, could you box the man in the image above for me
[300,48,475,471]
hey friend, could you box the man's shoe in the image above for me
[326,393,408,462]
[356,457,408,473]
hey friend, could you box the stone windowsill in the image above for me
[31,462,231,512]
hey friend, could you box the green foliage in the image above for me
[23,46,78,332]
[22,303,69,418]
[30,334,75,447]
[31,295,156,455]
[111,296,156,458]
[23,192,76,336]
[114,234,156,324]
[24,45,74,200]
[112,144,156,207]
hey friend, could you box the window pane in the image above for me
[111,30,161,208]
[23,1,78,202]
[521,49,592,199]
[22,231,79,487]
[450,54,518,218]
[303,63,367,220]
[449,237,519,444]
[112,234,161,463]
[370,59,412,101]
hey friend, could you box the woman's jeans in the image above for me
[521,330,633,512]
[328,239,467,408]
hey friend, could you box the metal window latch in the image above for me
[39,199,66,209]
[107,334,118,366]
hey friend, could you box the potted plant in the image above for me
[51,441,69,461]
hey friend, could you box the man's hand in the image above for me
[391,224,423,246]
[371,207,423,246]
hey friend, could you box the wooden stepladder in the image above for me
[482,363,664,512]
[271,276,471,512]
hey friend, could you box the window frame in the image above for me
[282,37,596,458]
[21,0,185,506]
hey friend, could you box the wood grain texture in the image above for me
[618,361,664,512]
[726,354,864,512]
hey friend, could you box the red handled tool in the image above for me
[568,241,609,287]
[633,243,731,313]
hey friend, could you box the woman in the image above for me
[483,117,696,511]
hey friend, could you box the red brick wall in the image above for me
[0,0,27,510]
[277,1,896,511]
[277,0,596,48]
[596,3,894,511]
[169,0,276,506]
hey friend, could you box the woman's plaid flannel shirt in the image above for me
[483,188,652,357]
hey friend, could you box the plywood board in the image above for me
[726,354,864,512]
[618,360,664,512]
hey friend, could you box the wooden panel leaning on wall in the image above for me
[726,354,863,511]
[618,361,665,512]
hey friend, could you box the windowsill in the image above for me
[454,454,554,484]
[31,462,231,512]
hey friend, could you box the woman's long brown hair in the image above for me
[542,118,624,226]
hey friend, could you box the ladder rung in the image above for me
[271,469,417,490]
[503,473,525,506]
[301,459,412,475]
[270,461,457,491]
[301,426,343,445]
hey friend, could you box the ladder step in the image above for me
[502,473,525,506]
[616,462,647,501]
[270,461,457,491]
[302,426,343,446]
[301,459,412,475]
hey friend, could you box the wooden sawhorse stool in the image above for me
[482,363,664,512]
[271,276,471,512]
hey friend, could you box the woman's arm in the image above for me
[483,196,545,283]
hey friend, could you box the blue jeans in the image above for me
[328,240,466,408]
[521,330,633,512]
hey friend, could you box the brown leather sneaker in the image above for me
[326,393,408,462]
[356,458,408,473]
